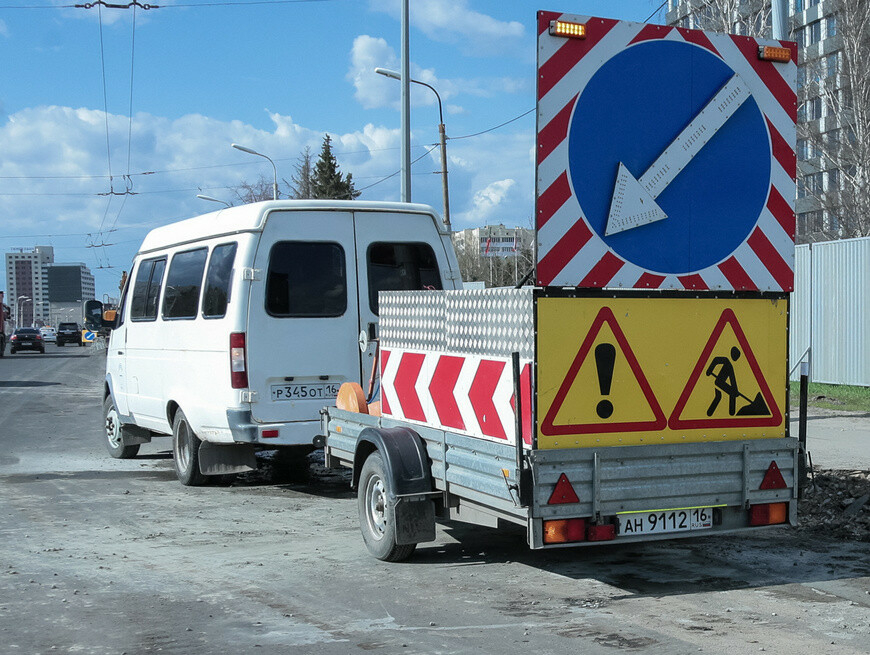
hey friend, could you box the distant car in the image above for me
[40,327,57,343]
[57,322,83,347]
[10,328,45,354]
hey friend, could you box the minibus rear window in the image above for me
[266,242,347,317]
[367,242,442,314]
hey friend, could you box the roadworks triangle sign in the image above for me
[669,309,783,430]
[541,307,666,435]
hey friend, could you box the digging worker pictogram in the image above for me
[706,347,742,416]
[704,346,771,417]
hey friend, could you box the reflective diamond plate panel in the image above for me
[380,289,534,359]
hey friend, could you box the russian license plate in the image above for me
[270,382,341,401]
[617,507,713,537]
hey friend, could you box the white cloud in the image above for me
[466,178,516,221]
[0,103,534,295]
[348,35,458,111]
[348,35,401,110]
[347,35,526,114]
[371,0,524,55]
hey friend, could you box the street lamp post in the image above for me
[231,144,278,201]
[16,295,29,329]
[18,298,32,327]
[34,300,50,327]
[197,194,231,207]
[375,67,452,232]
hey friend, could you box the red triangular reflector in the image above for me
[548,473,580,504]
[759,461,787,490]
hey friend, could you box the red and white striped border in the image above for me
[535,12,796,291]
[380,348,533,448]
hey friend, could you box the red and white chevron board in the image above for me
[536,12,797,291]
[380,349,533,448]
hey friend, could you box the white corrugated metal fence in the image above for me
[789,236,870,386]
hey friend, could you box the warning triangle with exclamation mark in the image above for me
[540,307,666,436]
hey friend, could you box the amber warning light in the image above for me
[549,20,586,39]
[758,46,792,63]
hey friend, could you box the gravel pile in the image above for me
[798,468,870,542]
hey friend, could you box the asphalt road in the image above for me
[1,348,868,655]
[789,409,870,470]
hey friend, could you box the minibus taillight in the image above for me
[230,332,248,389]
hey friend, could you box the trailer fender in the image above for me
[354,426,436,546]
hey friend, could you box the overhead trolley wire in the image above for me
[96,2,115,217]
[449,108,535,141]
[644,1,668,23]
[0,0,340,8]
[106,0,139,237]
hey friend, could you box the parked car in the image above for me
[40,327,57,343]
[10,328,45,354]
[57,322,83,347]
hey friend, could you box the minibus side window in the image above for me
[367,242,442,314]
[163,248,208,320]
[130,257,166,322]
[266,242,347,317]
[202,243,237,319]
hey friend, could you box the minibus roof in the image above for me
[137,200,444,255]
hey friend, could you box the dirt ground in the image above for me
[798,469,870,542]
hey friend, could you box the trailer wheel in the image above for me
[358,451,416,562]
[172,409,206,486]
[103,396,140,459]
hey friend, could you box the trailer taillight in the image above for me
[549,20,586,39]
[543,518,586,544]
[749,502,788,526]
[230,332,248,389]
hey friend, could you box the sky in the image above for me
[0,0,669,299]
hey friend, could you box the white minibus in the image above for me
[102,200,461,484]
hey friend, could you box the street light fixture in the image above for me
[16,295,30,329]
[375,67,451,231]
[34,300,50,327]
[231,143,278,201]
[18,297,32,328]
[197,194,231,207]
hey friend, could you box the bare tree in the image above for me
[799,0,870,241]
[228,173,278,204]
[670,0,770,36]
[287,146,314,199]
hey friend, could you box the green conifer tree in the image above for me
[311,134,361,200]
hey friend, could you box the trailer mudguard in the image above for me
[352,426,433,495]
[354,426,436,545]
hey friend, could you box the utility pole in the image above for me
[401,0,411,202]
[771,0,788,40]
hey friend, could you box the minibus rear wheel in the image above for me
[172,409,207,486]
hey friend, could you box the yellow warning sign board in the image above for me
[536,296,787,449]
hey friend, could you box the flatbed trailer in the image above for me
[322,288,798,561]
